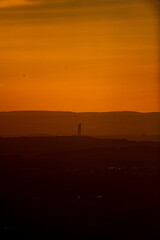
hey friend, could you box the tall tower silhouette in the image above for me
[78,123,82,137]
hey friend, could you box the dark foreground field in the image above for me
[0,137,160,239]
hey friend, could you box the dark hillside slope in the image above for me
[0,137,159,238]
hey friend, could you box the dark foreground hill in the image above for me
[0,111,160,141]
[0,137,159,239]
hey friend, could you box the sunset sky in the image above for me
[0,0,159,112]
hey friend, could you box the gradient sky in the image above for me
[0,0,159,112]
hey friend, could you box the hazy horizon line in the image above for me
[0,110,160,114]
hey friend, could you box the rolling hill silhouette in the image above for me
[0,111,159,140]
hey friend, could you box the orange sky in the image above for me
[0,0,159,112]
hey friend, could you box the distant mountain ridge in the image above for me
[0,111,160,139]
